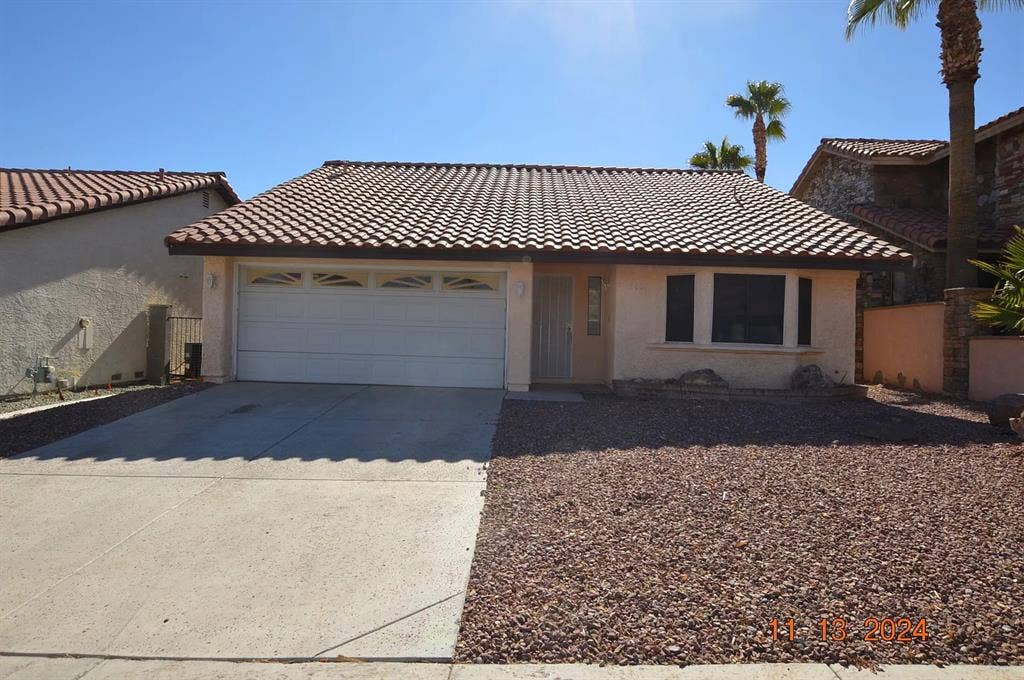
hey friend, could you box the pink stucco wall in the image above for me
[863,302,945,392]
[969,335,1024,401]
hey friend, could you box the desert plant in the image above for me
[689,137,753,171]
[846,0,1024,287]
[970,225,1024,332]
[725,80,790,183]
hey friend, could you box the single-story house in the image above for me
[165,161,909,392]
[1,168,239,395]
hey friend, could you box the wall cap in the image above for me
[647,342,825,356]
[864,301,945,312]
[969,335,1023,343]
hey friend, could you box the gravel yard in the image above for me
[456,387,1024,667]
[0,382,210,456]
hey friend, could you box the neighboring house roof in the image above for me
[791,105,1024,196]
[166,161,909,266]
[818,138,947,161]
[0,168,240,232]
[852,204,1013,253]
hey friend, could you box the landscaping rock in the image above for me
[678,368,728,388]
[987,393,1024,430]
[457,385,1023,667]
[1011,416,1024,440]
[790,364,833,390]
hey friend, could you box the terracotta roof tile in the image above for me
[819,138,947,160]
[852,204,1013,252]
[0,168,239,231]
[167,161,908,263]
[791,106,1024,196]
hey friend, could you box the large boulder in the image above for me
[791,364,833,390]
[678,368,728,388]
[987,393,1024,430]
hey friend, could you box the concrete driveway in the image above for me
[0,382,502,668]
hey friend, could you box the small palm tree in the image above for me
[970,226,1024,333]
[846,0,1023,287]
[725,81,790,183]
[689,137,753,171]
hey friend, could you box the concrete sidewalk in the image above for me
[1,658,1020,680]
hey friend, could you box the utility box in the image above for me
[183,343,202,379]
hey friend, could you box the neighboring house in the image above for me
[1,168,239,396]
[165,161,907,392]
[790,106,1024,396]
[791,106,1024,307]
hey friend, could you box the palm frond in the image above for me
[689,137,753,171]
[970,225,1024,332]
[846,0,935,39]
[689,152,713,169]
[725,94,756,119]
[765,119,786,141]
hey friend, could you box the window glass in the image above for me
[377,273,433,290]
[798,277,812,346]
[246,270,303,287]
[312,272,368,288]
[712,274,784,344]
[665,275,695,342]
[587,276,602,336]
[442,274,500,291]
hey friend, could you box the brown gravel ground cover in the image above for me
[0,382,210,457]
[456,387,1024,668]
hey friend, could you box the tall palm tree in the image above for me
[725,81,790,183]
[846,0,1023,287]
[689,137,753,171]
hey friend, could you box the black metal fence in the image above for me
[167,316,202,380]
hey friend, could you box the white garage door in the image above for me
[236,268,506,388]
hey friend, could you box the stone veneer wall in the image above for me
[942,287,994,397]
[800,155,874,223]
[996,128,1024,229]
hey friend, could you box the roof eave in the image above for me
[165,241,912,271]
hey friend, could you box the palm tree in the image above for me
[846,0,1023,288]
[970,226,1024,333]
[689,137,753,171]
[725,81,790,183]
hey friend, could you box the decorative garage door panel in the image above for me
[235,270,506,388]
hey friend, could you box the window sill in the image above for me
[648,342,824,356]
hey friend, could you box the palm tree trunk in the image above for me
[752,114,767,182]
[938,0,981,288]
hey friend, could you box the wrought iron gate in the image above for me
[167,316,202,380]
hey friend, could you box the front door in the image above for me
[532,275,573,379]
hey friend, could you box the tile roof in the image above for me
[166,161,908,264]
[819,138,947,160]
[790,106,1024,196]
[0,168,240,231]
[852,204,1013,252]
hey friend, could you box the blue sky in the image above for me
[2,1,1021,199]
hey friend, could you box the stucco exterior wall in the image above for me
[610,265,857,389]
[968,335,1024,402]
[200,256,535,391]
[0,191,228,395]
[862,302,945,392]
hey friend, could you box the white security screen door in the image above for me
[531,275,573,379]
